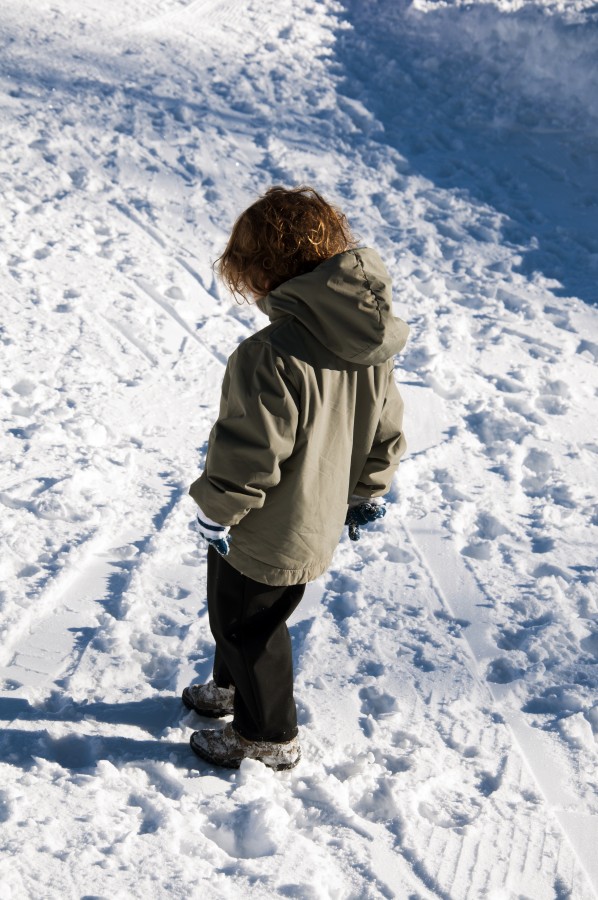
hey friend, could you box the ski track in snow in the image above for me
[0,0,597,897]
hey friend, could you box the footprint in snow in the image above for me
[382,542,414,564]
[543,304,573,333]
[521,450,576,508]
[496,615,552,651]
[461,541,493,561]
[433,609,470,638]
[531,561,573,582]
[535,378,571,416]
[358,659,385,678]
[486,657,525,684]
[359,685,398,717]
[576,339,598,363]
[417,778,482,829]
[461,510,510,561]
[521,447,553,494]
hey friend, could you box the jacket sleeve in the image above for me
[189,338,299,526]
[353,365,406,498]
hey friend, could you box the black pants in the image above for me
[207,546,306,742]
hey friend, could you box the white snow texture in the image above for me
[0,0,597,898]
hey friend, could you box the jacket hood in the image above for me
[257,247,409,365]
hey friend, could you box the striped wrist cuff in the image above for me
[197,514,229,535]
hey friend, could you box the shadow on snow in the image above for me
[0,695,204,771]
[335,0,598,306]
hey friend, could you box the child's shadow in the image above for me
[0,694,200,772]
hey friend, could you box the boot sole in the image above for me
[190,733,301,771]
[181,687,233,718]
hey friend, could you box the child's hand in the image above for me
[196,512,231,556]
[345,498,386,541]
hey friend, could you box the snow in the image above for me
[0,0,597,897]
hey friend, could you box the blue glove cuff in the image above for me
[207,535,231,556]
[197,514,231,556]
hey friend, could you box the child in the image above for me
[184,186,409,770]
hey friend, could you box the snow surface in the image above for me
[0,0,597,897]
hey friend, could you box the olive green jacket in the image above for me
[189,247,409,585]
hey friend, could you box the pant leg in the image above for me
[212,645,234,691]
[206,545,305,742]
[207,548,235,689]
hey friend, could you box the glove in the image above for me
[196,509,230,556]
[345,498,386,541]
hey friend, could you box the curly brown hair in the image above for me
[215,185,355,302]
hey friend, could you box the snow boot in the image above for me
[190,722,301,771]
[182,680,234,718]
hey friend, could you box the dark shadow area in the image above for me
[153,476,185,532]
[0,609,315,772]
[0,694,180,735]
[0,694,223,772]
[0,726,196,771]
[289,617,314,656]
[335,0,598,305]
[188,653,215,687]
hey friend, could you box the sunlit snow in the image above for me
[0,0,597,897]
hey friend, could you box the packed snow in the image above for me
[0,0,597,897]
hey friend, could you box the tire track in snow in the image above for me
[311,516,595,898]
[134,277,229,367]
[0,295,216,692]
[405,512,598,897]
[110,200,168,250]
[109,198,257,365]
[296,555,478,897]
[0,474,182,696]
[108,198,222,314]
[0,182,236,718]
[0,527,106,674]
[100,312,161,367]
